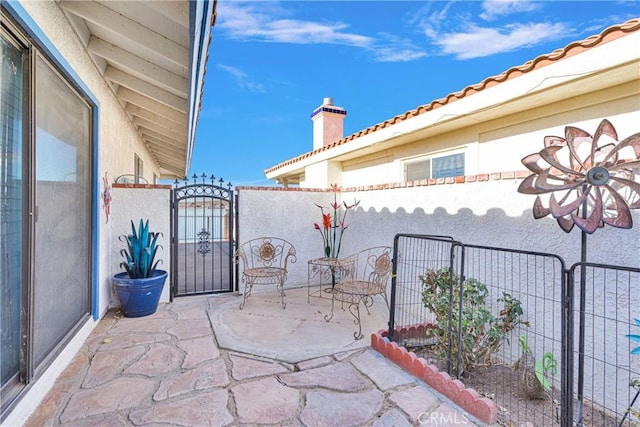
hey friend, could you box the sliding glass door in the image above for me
[33,55,92,370]
[0,29,24,397]
[1,14,93,414]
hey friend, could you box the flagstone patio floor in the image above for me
[24,287,485,426]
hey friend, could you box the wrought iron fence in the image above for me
[389,233,640,427]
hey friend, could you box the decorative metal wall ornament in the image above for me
[197,228,211,256]
[518,119,640,234]
[101,172,112,223]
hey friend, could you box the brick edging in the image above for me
[112,183,172,189]
[371,327,498,425]
[238,170,530,192]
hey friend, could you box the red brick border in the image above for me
[371,325,498,425]
[238,170,530,193]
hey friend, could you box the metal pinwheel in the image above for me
[518,119,640,234]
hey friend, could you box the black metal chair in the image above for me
[324,246,393,340]
[235,237,297,309]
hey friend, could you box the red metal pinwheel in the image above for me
[518,119,640,233]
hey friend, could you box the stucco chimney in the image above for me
[311,97,347,150]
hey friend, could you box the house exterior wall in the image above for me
[318,88,639,188]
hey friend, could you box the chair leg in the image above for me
[347,298,364,341]
[278,279,286,309]
[239,279,253,310]
[324,293,335,323]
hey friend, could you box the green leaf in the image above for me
[119,219,162,278]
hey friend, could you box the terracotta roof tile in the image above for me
[265,18,640,176]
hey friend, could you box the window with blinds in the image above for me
[403,152,465,181]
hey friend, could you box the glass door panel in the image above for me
[0,33,24,389]
[33,55,91,367]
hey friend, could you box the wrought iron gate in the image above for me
[171,174,235,297]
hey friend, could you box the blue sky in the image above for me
[189,0,639,186]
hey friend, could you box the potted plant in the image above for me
[112,219,167,317]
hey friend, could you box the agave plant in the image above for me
[119,219,162,279]
[628,318,640,355]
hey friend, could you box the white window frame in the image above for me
[402,150,466,182]
[134,154,144,184]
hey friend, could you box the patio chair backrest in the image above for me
[235,237,297,271]
[341,246,392,293]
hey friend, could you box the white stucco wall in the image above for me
[237,188,335,289]
[334,91,639,189]
[109,186,172,307]
[238,181,639,287]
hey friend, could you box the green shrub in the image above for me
[420,268,528,373]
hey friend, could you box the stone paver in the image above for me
[230,353,291,380]
[130,389,233,426]
[98,331,171,350]
[178,335,220,368]
[371,408,413,427]
[153,359,229,401]
[232,377,300,424]
[389,385,441,422]
[426,402,474,426]
[168,318,214,340]
[296,355,332,370]
[60,377,156,422]
[278,362,371,391]
[299,389,384,427]
[83,346,147,387]
[124,342,185,377]
[24,292,484,427]
[352,349,416,390]
[111,317,175,333]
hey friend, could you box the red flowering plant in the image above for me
[313,184,360,259]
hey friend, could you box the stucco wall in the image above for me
[238,180,639,291]
[337,93,639,189]
[110,185,172,307]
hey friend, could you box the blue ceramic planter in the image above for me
[112,270,168,317]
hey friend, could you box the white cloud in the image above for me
[411,1,456,39]
[216,64,265,92]
[480,0,539,20]
[373,33,427,62]
[375,48,427,63]
[217,1,428,63]
[434,22,568,59]
[218,2,372,47]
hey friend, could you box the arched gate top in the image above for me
[173,173,233,202]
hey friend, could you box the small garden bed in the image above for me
[372,325,620,426]
[372,325,497,425]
